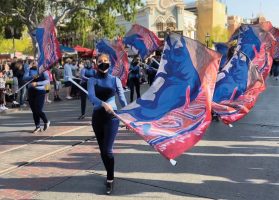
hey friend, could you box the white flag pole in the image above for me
[68,78,88,95]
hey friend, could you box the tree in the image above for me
[0,0,142,50]
[212,25,229,43]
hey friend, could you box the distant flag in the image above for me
[96,38,129,87]
[123,24,163,60]
[36,16,61,72]
[212,24,275,124]
[117,33,221,160]
[270,27,279,59]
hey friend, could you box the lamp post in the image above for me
[10,26,16,57]
[205,32,210,48]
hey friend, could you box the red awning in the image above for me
[74,45,97,57]
[74,45,92,53]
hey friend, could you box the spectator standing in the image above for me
[0,67,8,111]
[52,62,62,101]
[16,60,27,106]
[63,58,77,100]
[273,58,279,80]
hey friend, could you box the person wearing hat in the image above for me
[88,53,127,195]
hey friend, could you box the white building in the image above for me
[116,0,197,39]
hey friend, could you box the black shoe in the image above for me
[78,115,85,120]
[32,127,42,133]
[106,181,113,195]
[43,121,50,131]
[57,97,62,101]
[53,97,58,101]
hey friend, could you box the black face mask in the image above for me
[98,63,110,72]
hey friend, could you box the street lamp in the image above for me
[205,32,210,48]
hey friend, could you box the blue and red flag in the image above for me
[214,42,229,70]
[123,24,163,60]
[96,38,129,87]
[270,27,279,59]
[117,33,221,160]
[36,16,61,72]
[212,24,275,124]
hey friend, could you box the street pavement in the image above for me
[0,80,278,200]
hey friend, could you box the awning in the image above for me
[74,45,92,53]
[74,45,96,57]
[60,45,77,55]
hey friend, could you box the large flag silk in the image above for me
[118,33,221,160]
[212,24,275,124]
[36,16,61,72]
[123,24,163,60]
[96,39,129,87]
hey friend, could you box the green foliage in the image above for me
[0,35,33,55]
[62,0,143,41]
[0,0,143,49]
[212,25,229,43]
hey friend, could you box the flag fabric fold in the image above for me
[212,24,275,124]
[36,16,61,72]
[123,24,163,60]
[214,42,229,70]
[117,33,221,160]
[96,38,129,87]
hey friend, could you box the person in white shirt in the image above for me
[63,58,77,99]
[0,69,8,111]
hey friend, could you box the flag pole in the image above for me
[68,78,88,94]
[70,77,177,166]
[169,159,177,166]
[15,79,33,93]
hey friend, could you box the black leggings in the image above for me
[129,77,140,102]
[92,108,120,180]
[28,88,48,128]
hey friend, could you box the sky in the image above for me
[184,0,279,27]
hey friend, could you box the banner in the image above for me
[36,16,61,72]
[118,33,221,160]
[212,24,275,124]
[123,24,163,60]
[96,39,129,87]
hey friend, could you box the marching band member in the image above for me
[23,62,50,133]
[88,53,127,195]
[78,59,95,119]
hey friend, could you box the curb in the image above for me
[0,107,30,115]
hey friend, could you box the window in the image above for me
[166,17,176,30]
[156,22,164,31]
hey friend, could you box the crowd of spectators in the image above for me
[0,52,162,113]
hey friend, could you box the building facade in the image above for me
[227,15,267,38]
[227,15,243,37]
[116,0,197,39]
[185,0,228,44]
